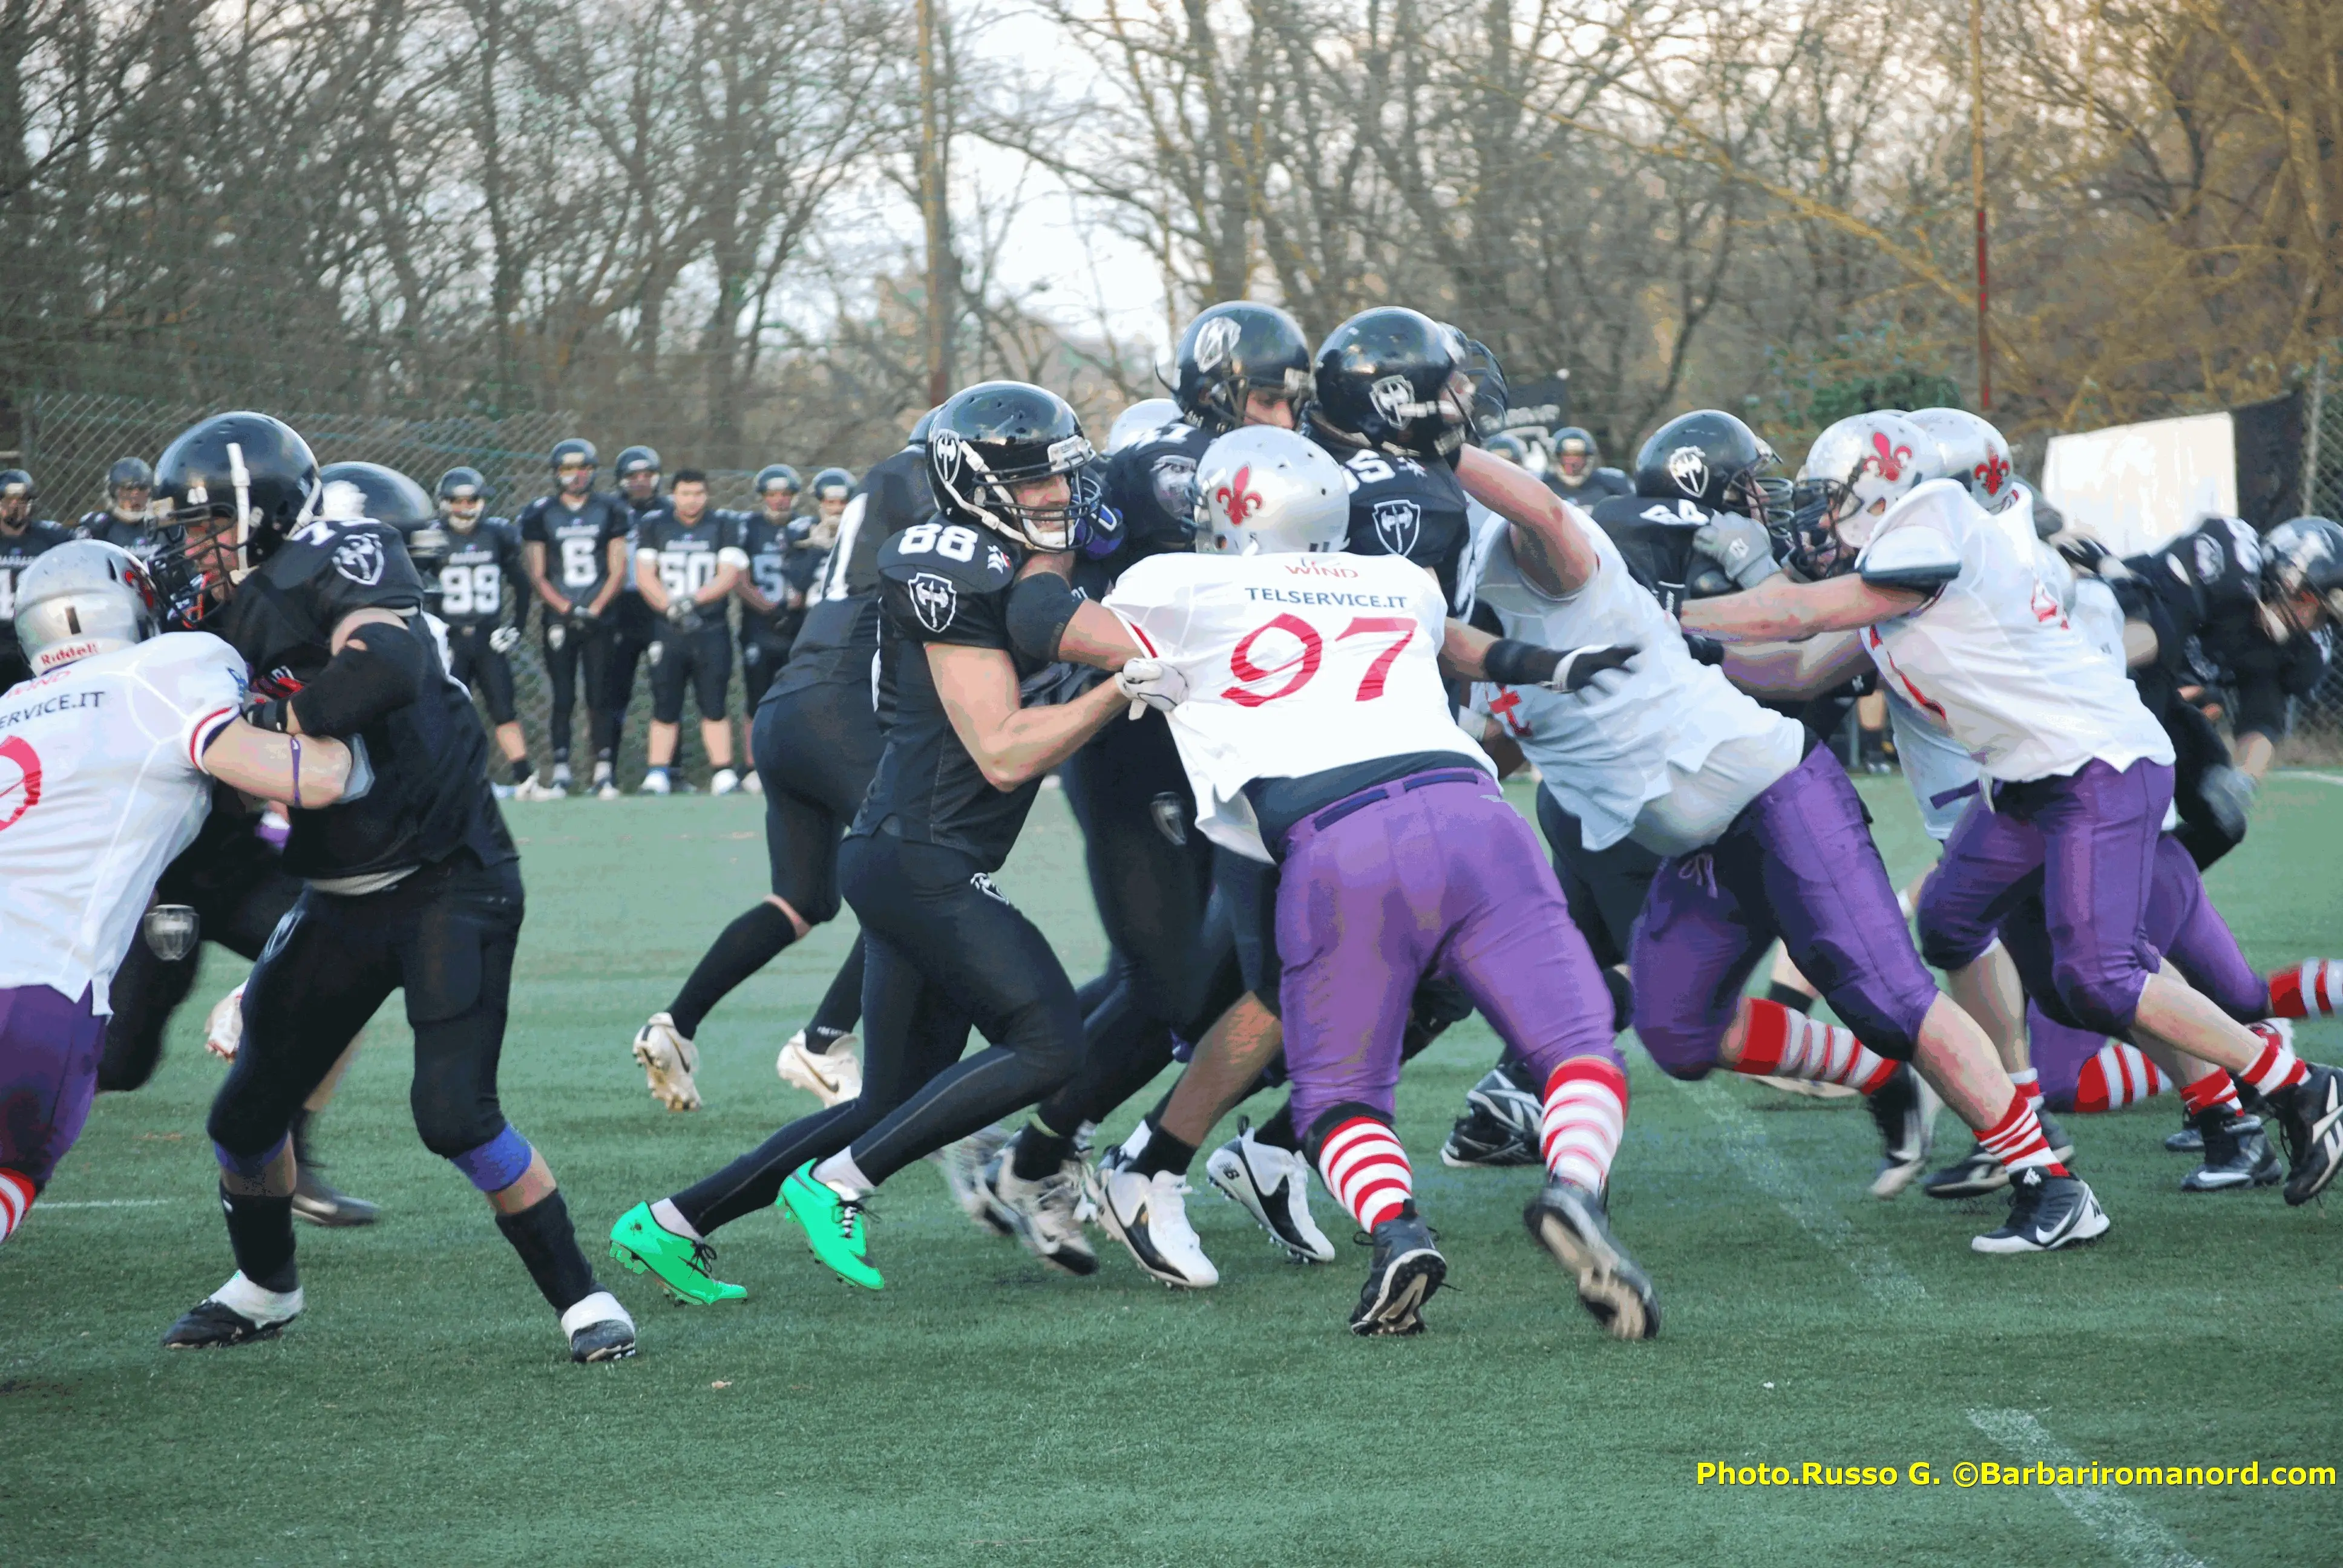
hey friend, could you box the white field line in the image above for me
[1967,1410,2213,1568]
[1671,1075,1927,1305]
[36,1198,180,1209]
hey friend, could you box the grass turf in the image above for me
[5,773,2341,1566]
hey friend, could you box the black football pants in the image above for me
[541,618,610,763]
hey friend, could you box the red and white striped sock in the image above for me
[1541,1057,1628,1193]
[2240,1019,2309,1096]
[2180,1063,2242,1120]
[2009,1066,2044,1110]
[2073,1044,2169,1113]
[1731,999,1898,1094]
[0,1170,32,1246]
[1317,1117,1413,1231]
[2267,961,2341,1019]
[1976,1089,2068,1177]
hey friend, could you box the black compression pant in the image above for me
[447,626,517,725]
[596,599,655,760]
[99,824,301,1093]
[670,834,1081,1233]
[755,681,885,924]
[541,618,611,763]
[649,622,732,725]
[739,630,793,712]
[208,855,525,1168]
[1534,787,1662,969]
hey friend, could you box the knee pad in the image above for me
[2050,960,2146,1038]
[212,1132,289,1183]
[446,1125,534,1192]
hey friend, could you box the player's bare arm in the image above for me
[1681,573,1926,642]
[525,539,570,614]
[1455,443,1599,596]
[1719,630,1872,699]
[590,536,624,614]
[201,719,363,806]
[929,641,1130,791]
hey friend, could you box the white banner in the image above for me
[2042,413,2236,556]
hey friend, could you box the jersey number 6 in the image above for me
[1221,613,1416,708]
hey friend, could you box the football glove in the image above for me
[545,621,566,652]
[2051,531,2128,580]
[2198,762,2256,843]
[1691,512,1780,590]
[488,625,520,654]
[204,981,247,1062]
[1115,657,1187,717]
[1548,643,1639,693]
[665,598,698,628]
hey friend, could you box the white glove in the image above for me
[1115,657,1188,717]
[546,621,566,652]
[1691,513,1781,589]
[489,625,520,654]
[665,598,697,627]
[204,981,248,1062]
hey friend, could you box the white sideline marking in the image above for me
[2287,772,2343,789]
[1672,1076,1926,1305]
[1967,1410,2212,1568]
[37,1198,179,1209]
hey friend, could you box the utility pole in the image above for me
[917,0,952,407]
[1970,0,1991,413]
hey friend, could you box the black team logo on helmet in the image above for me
[1174,302,1314,435]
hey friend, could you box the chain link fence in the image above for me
[18,391,772,788]
[2283,345,2343,764]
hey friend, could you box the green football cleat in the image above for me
[779,1163,883,1290]
[608,1202,746,1306]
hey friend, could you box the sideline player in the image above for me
[1,468,72,690]
[1684,411,2343,1212]
[1,541,370,1246]
[1546,427,1633,506]
[608,384,1133,1301]
[431,468,549,800]
[624,432,930,1112]
[74,459,160,561]
[598,445,667,794]
[517,440,628,797]
[634,469,746,795]
[737,465,813,716]
[1031,425,1657,1337]
[148,412,635,1361]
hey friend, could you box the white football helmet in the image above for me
[1106,398,1182,454]
[1191,427,1349,557]
[15,540,162,675]
[1907,408,2016,512]
[1783,412,1934,578]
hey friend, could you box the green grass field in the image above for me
[6,774,2341,1566]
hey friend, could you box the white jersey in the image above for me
[1470,516,1794,852]
[1104,550,1490,861]
[1855,479,2171,783]
[0,634,246,1013]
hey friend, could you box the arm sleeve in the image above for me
[287,619,427,736]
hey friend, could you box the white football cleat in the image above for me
[638,769,672,796]
[1090,1163,1218,1288]
[710,768,741,795]
[631,1012,701,1111]
[776,1031,861,1106]
[512,775,567,802]
[1207,1123,1336,1263]
[741,771,764,795]
[980,1151,1098,1275]
[937,1122,1015,1236]
[203,982,248,1062]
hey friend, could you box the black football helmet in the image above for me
[1173,302,1314,434]
[811,467,854,503]
[926,381,1099,550]
[2260,515,2343,639]
[318,462,433,531]
[151,411,321,619]
[755,463,802,501]
[1633,410,1791,522]
[908,405,942,451]
[436,466,488,531]
[1437,324,1509,436]
[550,437,597,472]
[0,468,34,517]
[615,445,660,480]
[1309,307,1470,462]
[106,457,154,511]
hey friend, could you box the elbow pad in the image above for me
[1006,570,1081,663]
[1856,528,1961,593]
[289,621,426,736]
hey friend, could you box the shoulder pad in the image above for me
[878,524,1017,592]
[1858,525,1962,592]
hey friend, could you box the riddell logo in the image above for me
[35,641,99,670]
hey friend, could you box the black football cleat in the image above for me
[569,1319,638,1363]
[2269,1064,2343,1206]
[1349,1210,1444,1336]
[1523,1178,1660,1340]
[1439,1065,1542,1168]
[2179,1109,2281,1192]
[162,1297,295,1350]
[1865,1064,1938,1198]
[291,1167,381,1227]
[2164,1120,2204,1154]
[1921,1138,2008,1200]
[1971,1167,2109,1253]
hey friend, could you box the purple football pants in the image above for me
[1632,742,1941,1074]
[1918,758,2175,1036]
[1277,774,1619,1138]
[2004,832,2265,1108]
[0,983,107,1190]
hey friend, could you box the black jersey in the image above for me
[517,492,628,609]
[1309,436,1475,611]
[853,520,1063,871]
[217,517,513,881]
[434,517,526,631]
[635,506,744,630]
[74,512,160,563]
[0,518,73,635]
[741,512,821,642]
[1584,492,1734,616]
[778,445,934,699]
[2122,515,2333,742]
[1548,468,1634,506]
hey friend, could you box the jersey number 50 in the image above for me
[1222,613,1415,708]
